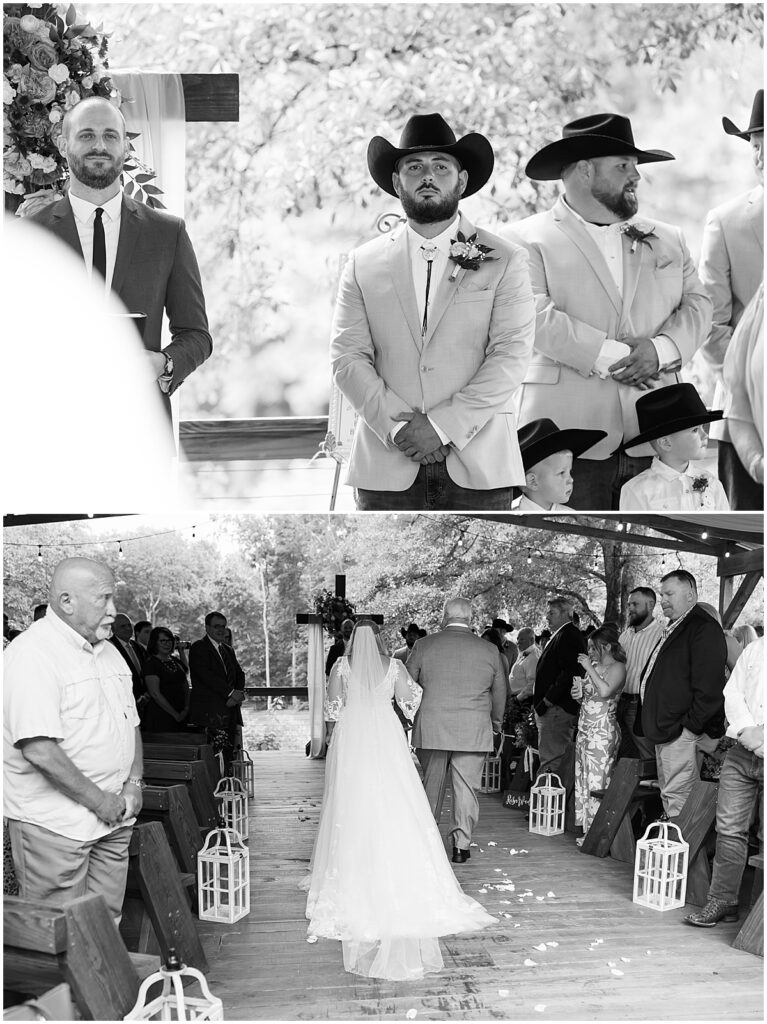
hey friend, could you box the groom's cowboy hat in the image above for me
[367,113,494,198]
[525,112,675,181]
[518,418,607,472]
[621,383,723,451]
[722,88,764,140]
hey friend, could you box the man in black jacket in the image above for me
[639,570,727,817]
[533,597,587,776]
[189,611,245,770]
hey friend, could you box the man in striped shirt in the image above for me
[618,587,664,760]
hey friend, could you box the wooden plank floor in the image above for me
[197,752,764,1021]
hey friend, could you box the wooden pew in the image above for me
[4,893,158,1020]
[122,821,208,972]
[143,741,221,788]
[138,783,203,875]
[733,854,764,957]
[143,758,220,831]
[142,730,208,745]
[581,757,660,860]
[673,778,719,907]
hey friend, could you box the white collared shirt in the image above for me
[4,612,139,841]
[406,214,459,330]
[724,637,764,741]
[68,190,122,292]
[510,644,540,698]
[619,457,730,511]
[512,494,574,512]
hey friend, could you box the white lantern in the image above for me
[528,772,565,836]
[124,949,223,1020]
[214,776,248,841]
[479,754,502,793]
[633,821,689,912]
[231,748,255,799]
[198,827,250,924]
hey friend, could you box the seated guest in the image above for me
[619,383,729,510]
[723,284,764,495]
[512,419,606,511]
[142,627,190,733]
[509,627,539,703]
[571,624,626,844]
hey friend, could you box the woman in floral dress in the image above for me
[571,624,626,844]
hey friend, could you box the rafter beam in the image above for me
[721,572,762,629]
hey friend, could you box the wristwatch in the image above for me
[127,776,146,790]
[158,353,174,394]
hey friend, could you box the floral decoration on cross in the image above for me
[448,230,497,280]
[620,221,658,254]
[314,589,356,635]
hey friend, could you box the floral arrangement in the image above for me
[3,3,163,214]
[691,475,710,503]
[620,221,657,254]
[314,588,356,635]
[448,231,496,280]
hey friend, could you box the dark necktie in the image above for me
[92,207,106,280]
[220,643,235,685]
[420,244,437,339]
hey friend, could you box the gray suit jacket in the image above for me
[505,196,712,458]
[407,625,507,752]
[330,212,535,490]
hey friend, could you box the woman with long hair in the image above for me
[142,627,190,733]
[300,619,494,980]
[571,623,626,845]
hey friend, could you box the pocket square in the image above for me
[654,255,674,270]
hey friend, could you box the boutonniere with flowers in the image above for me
[620,221,658,254]
[691,475,710,504]
[448,231,496,280]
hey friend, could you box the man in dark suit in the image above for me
[189,611,245,770]
[533,596,587,777]
[639,570,727,817]
[27,96,212,420]
[109,612,146,706]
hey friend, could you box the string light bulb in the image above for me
[192,525,197,540]
[37,544,43,563]
[527,549,532,565]
[118,541,124,560]
[701,531,708,540]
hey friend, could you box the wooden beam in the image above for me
[245,687,309,698]
[718,547,765,577]
[179,417,327,462]
[721,572,762,629]
[180,73,239,121]
[296,613,323,625]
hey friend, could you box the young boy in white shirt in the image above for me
[619,383,730,510]
[512,419,606,511]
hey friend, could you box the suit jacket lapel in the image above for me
[50,197,85,260]
[553,198,622,314]
[387,227,423,351]
[619,230,646,331]
[748,187,764,253]
[111,195,140,297]
[423,213,468,345]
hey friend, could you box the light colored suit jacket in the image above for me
[407,625,507,752]
[699,185,764,442]
[330,213,535,490]
[505,196,712,459]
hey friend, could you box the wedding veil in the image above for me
[344,619,389,703]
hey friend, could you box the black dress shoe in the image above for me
[452,847,470,863]
[683,898,739,927]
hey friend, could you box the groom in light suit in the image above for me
[408,597,507,863]
[331,113,535,510]
[505,113,712,509]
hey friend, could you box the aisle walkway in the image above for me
[196,752,763,1021]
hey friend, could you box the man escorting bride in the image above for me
[300,617,496,981]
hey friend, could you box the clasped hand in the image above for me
[393,411,448,463]
[608,337,660,389]
[226,689,245,708]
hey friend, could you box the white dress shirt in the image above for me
[512,494,574,512]
[724,637,764,742]
[68,190,123,292]
[619,456,730,511]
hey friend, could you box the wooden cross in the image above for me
[296,574,384,630]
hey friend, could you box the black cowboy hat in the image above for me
[367,113,494,198]
[492,617,514,633]
[621,383,724,451]
[400,622,422,638]
[723,89,764,140]
[518,419,607,472]
[525,112,675,181]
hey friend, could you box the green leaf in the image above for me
[123,179,134,196]
[66,5,77,26]
[142,183,163,195]
[134,173,154,183]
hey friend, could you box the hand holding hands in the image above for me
[146,350,167,381]
[392,411,444,462]
[609,337,660,388]
[96,791,127,827]
[226,689,245,708]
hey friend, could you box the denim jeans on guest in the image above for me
[569,451,652,511]
[356,461,512,511]
[708,743,764,905]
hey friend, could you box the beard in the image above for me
[591,180,638,220]
[399,183,462,224]
[68,151,123,190]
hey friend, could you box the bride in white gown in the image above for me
[300,619,495,981]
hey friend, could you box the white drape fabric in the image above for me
[307,623,326,758]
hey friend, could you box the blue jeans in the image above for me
[569,451,652,510]
[356,461,512,511]
[708,743,764,904]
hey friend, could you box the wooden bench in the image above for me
[143,758,220,831]
[733,854,764,957]
[673,778,719,907]
[143,741,221,788]
[4,893,158,1020]
[581,757,660,860]
[142,730,208,746]
[138,783,204,876]
[121,821,208,972]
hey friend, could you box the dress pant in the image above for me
[619,693,657,761]
[569,451,652,511]
[417,748,486,851]
[707,743,764,904]
[718,440,764,511]
[535,704,578,779]
[356,462,512,511]
[8,820,133,922]
[655,728,700,816]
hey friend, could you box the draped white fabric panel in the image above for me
[307,623,327,758]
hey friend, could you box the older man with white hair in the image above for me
[407,597,507,863]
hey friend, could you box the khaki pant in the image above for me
[417,749,486,851]
[8,819,132,921]
[655,728,700,816]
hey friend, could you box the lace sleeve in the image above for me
[324,659,347,720]
[393,662,422,721]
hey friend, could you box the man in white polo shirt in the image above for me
[4,557,142,920]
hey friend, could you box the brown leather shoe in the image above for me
[683,898,739,927]
[452,847,470,864]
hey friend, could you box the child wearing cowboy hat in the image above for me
[512,419,606,511]
[619,383,730,510]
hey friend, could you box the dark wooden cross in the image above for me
[296,575,384,632]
